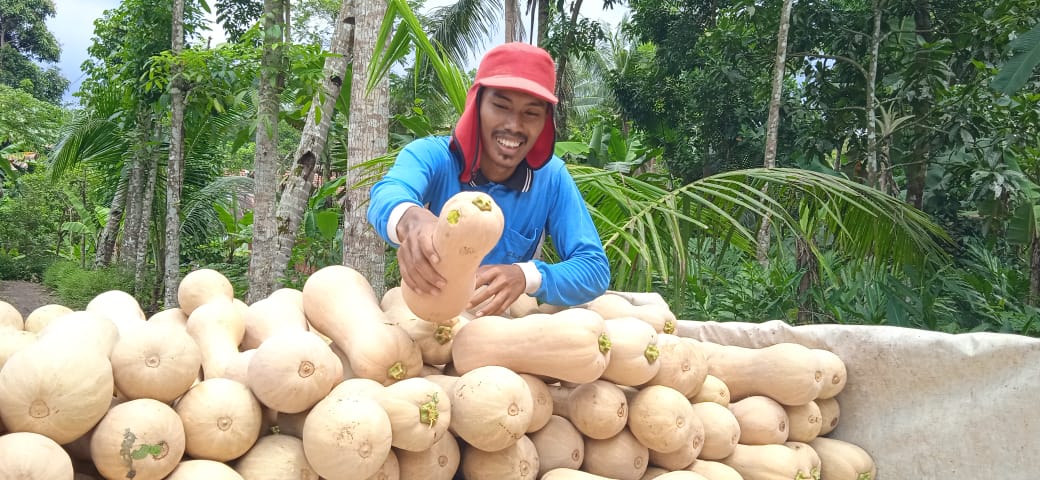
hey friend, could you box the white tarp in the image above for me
[675,319,1040,479]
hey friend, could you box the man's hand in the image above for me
[468,264,526,317]
[396,207,446,295]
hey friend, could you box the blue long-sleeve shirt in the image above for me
[367,136,610,306]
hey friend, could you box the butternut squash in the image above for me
[690,401,740,460]
[581,427,649,480]
[627,385,700,454]
[687,460,744,480]
[690,374,730,406]
[520,373,554,432]
[385,304,466,366]
[451,308,611,384]
[641,467,670,479]
[641,334,708,398]
[586,293,677,334]
[165,459,244,479]
[186,298,246,380]
[461,434,539,480]
[560,380,629,440]
[0,300,23,330]
[379,377,452,452]
[302,265,422,385]
[85,289,146,335]
[729,395,790,445]
[0,341,113,444]
[809,437,876,480]
[601,317,660,386]
[401,191,505,324]
[785,441,822,480]
[247,330,342,413]
[784,401,823,443]
[0,431,74,480]
[529,415,584,475]
[23,303,72,333]
[175,378,262,462]
[0,326,35,370]
[90,398,186,480]
[648,437,698,470]
[705,342,823,406]
[110,321,201,403]
[268,287,305,311]
[813,349,847,400]
[720,444,812,480]
[815,397,840,436]
[541,469,614,480]
[232,434,318,480]
[38,310,119,357]
[302,392,392,479]
[177,268,235,316]
[240,297,310,350]
[147,307,188,330]
[395,432,461,480]
[368,449,400,480]
[654,472,709,480]
[449,365,533,452]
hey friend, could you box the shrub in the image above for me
[0,253,57,281]
[42,260,151,311]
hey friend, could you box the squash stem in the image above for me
[663,320,676,334]
[434,325,454,345]
[643,344,660,363]
[387,361,407,380]
[447,209,461,225]
[472,196,493,212]
[419,393,440,427]
[598,333,612,354]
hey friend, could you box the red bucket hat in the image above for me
[451,42,558,183]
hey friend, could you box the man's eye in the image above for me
[493,103,508,110]
[525,111,541,117]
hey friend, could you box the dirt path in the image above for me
[0,280,60,316]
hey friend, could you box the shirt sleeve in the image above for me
[530,162,611,306]
[367,138,440,248]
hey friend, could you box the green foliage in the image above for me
[41,260,153,311]
[992,20,1040,95]
[0,0,68,103]
[0,169,70,259]
[0,84,67,153]
[0,252,56,281]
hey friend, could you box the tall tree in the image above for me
[164,0,188,306]
[342,0,388,292]
[248,0,289,301]
[0,0,68,103]
[271,0,355,284]
[756,0,794,264]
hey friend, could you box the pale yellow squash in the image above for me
[720,443,812,480]
[0,326,35,371]
[690,401,740,460]
[240,297,310,350]
[813,349,848,400]
[809,437,876,480]
[165,459,244,479]
[563,380,629,440]
[395,432,461,480]
[520,373,554,432]
[581,427,650,480]
[461,435,539,480]
[627,385,700,454]
[641,334,708,398]
[705,342,823,406]
[90,398,186,480]
[541,469,614,480]
[401,191,505,324]
[109,321,201,403]
[0,300,23,330]
[687,460,744,480]
[601,317,661,386]
[386,304,466,366]
[367,449,400,480]
[0,431,74,480]
[233,434,319,480]
[529,415,585,476]
[302,392,392,479]
[23,303,72,333]
[379,377,452,452]
[174,378,262,462]
[785,441,822,480]
[177,268,235,316]
[784,401,823,443]
[689,373,730,406]
[815,397,840,436]
[449,365,533,452]
[0,341,113,444]
[186,298,246,380]
[302,265,422,385]
[729,395,791,445]
[38,310,119,357]
[247,330,342,413]
[451,308,611,384]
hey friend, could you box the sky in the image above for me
[46,0,628,105]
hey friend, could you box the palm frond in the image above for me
[181,175,256,246]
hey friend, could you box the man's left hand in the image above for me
[468,264,527,317]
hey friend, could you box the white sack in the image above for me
[676,319,1040,480]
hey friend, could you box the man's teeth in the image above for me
[496,137,522,148]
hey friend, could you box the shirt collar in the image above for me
[466,162,534,192]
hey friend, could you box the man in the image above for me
[367,42,610,317]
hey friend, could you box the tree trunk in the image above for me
[536,0,549,45]
[553,0,585,135]
[905,0,935,209]
[248,0,288,302]
[343,0,389,295]
[163,0,187,307]
[120,108,152,265]
[136,149,158,298]
[756,0,794,265]
[795,236,819,324]
[864,0,882,188]
[1030,230,1040,307]
[94,181,126,267]
[504,0,519,42]
[270,0,356,284]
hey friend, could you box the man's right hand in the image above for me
[395,206,447,295]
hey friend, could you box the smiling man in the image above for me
[367,42,610,317]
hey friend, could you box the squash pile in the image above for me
[0,266,876,480]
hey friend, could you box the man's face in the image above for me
[478,87,548,181]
